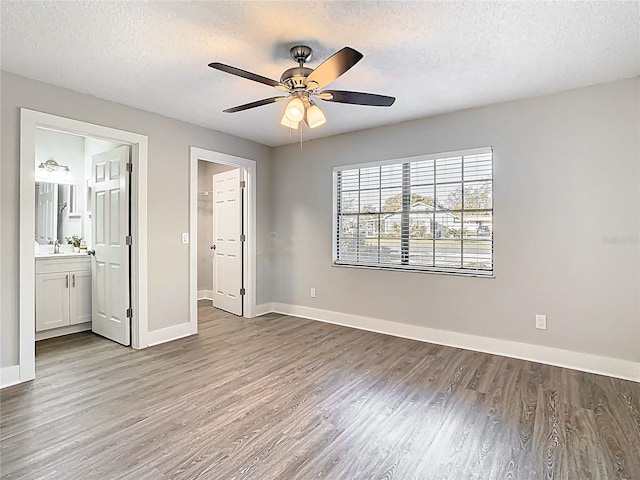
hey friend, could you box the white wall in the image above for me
[197,160,236,293]
[35,128,85,184]
[270,77,640,364]
[0,70,272,368]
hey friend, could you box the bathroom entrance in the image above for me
[18,109,149,385]
[33,129,132,346]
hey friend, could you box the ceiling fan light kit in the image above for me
[209,44,395,132]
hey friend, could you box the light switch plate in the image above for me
[181,232,189,244]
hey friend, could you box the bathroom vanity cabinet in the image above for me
[35,255,91,335]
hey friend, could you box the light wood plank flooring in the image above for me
[1,302,639,479]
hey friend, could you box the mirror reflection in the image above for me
[35,182,84,251]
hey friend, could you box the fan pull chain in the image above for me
[300,123,303,149]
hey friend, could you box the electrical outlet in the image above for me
[535,314,547,330]
[310,288,316,298]
[181,232,189,244]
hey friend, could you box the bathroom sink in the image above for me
[35,245,55,255]
[35,244,79,256]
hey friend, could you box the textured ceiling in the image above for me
[1,1,638,147]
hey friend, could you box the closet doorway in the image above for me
[198,163,244,315]
[189,148,257,323]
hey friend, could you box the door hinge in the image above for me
[240,180,246,188]
[126,308,133,318]
[126,163,133,173]
[126,235,132,245]
[240,234,246,242]
[240,288,246,296]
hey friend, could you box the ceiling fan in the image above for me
[208,45,395,129]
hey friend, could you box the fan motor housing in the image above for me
[290,45,312,64]
[280,67,313,90]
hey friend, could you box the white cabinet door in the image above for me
[35,272,70,331]
[70,270,92,325]
[212,169,243,316]
[91,145,131,345]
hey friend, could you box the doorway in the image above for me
[18,109,149,384]
[197,161,245,315]
[33,130,131,346]
[189,147,257,324]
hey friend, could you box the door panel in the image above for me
[91,145,131,345]
[212,169,243,316]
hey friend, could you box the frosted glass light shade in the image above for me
[285,97,305,122]
[280,113,299,129]
[306,104,326,128]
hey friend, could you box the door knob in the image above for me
[210,245,216,250]
[87,249,95,256]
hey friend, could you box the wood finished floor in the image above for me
[1,302,639,480]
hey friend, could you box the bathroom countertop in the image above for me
[35,252,90,259]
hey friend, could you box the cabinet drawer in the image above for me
[36,256,91,275]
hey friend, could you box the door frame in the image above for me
[19,109,149,383]
[189,147,257,323]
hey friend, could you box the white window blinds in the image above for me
[333,147,493,276]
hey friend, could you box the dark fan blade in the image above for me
[209,62,281,88]
[223,96,287,113]
[306,47,363,89]
[321,90,395,107]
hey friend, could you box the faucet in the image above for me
[54,239,60,254]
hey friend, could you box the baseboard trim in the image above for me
[253,303,275,317]
[270,303,640,383]
[197,290,214,301]
[146,322,197,347]
[1,365,21,389]
[35,322,91,341]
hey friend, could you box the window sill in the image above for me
[332,262,495,279]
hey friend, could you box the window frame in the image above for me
[332,147,494,278]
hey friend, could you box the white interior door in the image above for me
[212,169,243,316]
[91,145,131,345]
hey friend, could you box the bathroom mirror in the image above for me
[35,182,84,246]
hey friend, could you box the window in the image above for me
[333,147,493,276]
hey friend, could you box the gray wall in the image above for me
[1,71,272,367]
[270,77,640,363]
[3,70,638,369]
[197,160,236,293]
